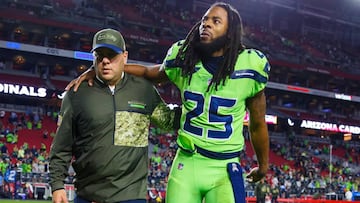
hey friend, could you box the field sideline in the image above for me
[0,200,53,203]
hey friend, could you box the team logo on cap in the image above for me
[97,33,117,42]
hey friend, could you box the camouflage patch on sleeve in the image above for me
[151,103,175,131]
[114,111,150,147]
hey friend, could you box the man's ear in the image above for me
[123,51,129,63]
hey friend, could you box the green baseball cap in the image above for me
[92,28,126,53]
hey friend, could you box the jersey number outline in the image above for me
[183,91,236,139]
[6,170,16,182]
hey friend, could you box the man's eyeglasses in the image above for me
[93,49,119,62]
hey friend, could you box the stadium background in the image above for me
[0,0,359,202]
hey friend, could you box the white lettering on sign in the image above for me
[300,120,360,134]
[0,83,47,97]
[46,48,60,55]
[339,125,360,134]
[334,93,352,101]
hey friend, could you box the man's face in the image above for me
[93,47,128,86]
[197,6,228,56]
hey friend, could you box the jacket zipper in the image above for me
[111,87,116,145]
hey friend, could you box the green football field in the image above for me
[0,200,53,203]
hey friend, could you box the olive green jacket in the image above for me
[49,74,176,203]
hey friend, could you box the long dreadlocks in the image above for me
[174,2,245,91]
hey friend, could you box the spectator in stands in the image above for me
[270,183,279,203]
[49,28,179,203]
[8,112,18,126]
[255,178,270,203]
[0,173,3,194]
[67,2,270,203]
[0,143,8,155]
[43,130,48,139]
[148,187,158,203]
[345,188,353,201]
[0,59,5,70]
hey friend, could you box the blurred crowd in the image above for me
[0,108,359,201]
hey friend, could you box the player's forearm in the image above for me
[246,91,269,174]
[124,64,148,77]
[125,64,166,83]
[249,123,269,174]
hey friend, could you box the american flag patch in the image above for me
[57,115,62,127]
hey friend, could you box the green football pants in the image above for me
[166,149,242,203]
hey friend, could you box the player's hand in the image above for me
[52,189,68,203]
[65,67,96,92]
[246,166,266,183]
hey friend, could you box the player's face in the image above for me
[93,47,128,86]
[199,6,228,44]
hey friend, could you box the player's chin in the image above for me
[199,37,211,43]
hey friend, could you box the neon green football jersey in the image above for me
[163,41,270,153]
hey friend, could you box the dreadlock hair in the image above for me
[174,2,246,91]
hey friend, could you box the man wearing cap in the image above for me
[49,28,179,203]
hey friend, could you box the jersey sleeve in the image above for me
[246,49,270,96]
[161,41,184,88]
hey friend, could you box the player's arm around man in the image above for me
[65,64,167,92]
